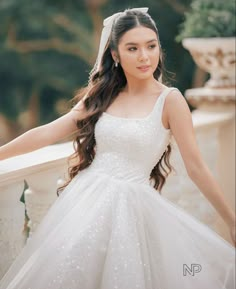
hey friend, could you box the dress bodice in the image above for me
[88,87,178,185]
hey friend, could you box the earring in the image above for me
[115,61,119,67]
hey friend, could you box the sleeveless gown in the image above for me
[0,87,235,289]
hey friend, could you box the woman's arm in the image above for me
[165,90,235,241]
[0,100,85,160]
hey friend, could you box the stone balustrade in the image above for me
[0,142,74,277]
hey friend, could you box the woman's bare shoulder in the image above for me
[166,87,186,104]
[165,88,191,121]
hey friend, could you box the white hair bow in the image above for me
[89,7,149,81]
[103,7,148,28]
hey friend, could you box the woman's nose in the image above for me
[138,48,148,62]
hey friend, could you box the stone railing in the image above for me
[0,110,235,279]
[164,109,235,235]
[0,142,74,278]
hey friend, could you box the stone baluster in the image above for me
[164,125,218,230]
[24,167,68,238]
[0,142,73,278]
[0,181,26,278]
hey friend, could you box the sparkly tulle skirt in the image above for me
[0,168,235,289]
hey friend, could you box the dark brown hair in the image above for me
[58,9,174,195]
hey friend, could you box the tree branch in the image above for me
[6,23,94,65]
[52,14,90,45]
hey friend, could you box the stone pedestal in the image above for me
[185,87,235,244]
[182,37,235,245]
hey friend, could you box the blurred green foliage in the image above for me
[0,0,195,139]
[176,0,236,41]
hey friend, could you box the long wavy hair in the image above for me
[58,9,175,195]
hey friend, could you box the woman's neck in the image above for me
[122,76,163,97]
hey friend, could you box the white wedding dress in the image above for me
[0,87,235,289]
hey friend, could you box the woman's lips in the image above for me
[137,65,150,72]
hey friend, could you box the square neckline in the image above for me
[102,86,171,122]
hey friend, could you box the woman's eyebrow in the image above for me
[125,39,158,46]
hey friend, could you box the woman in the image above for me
[0,7,235,289]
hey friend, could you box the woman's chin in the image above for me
[124,70,154,81]
[135,73,154,80]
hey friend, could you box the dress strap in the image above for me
[155,87,179,126]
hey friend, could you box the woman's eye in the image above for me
[128,47,137,51]
[128,45,156,51]
[149,44,156,49]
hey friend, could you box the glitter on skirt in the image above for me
[0,87,235,289]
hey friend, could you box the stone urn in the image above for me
[182,37,236,110]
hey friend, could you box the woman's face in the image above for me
[113,26,160,80]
